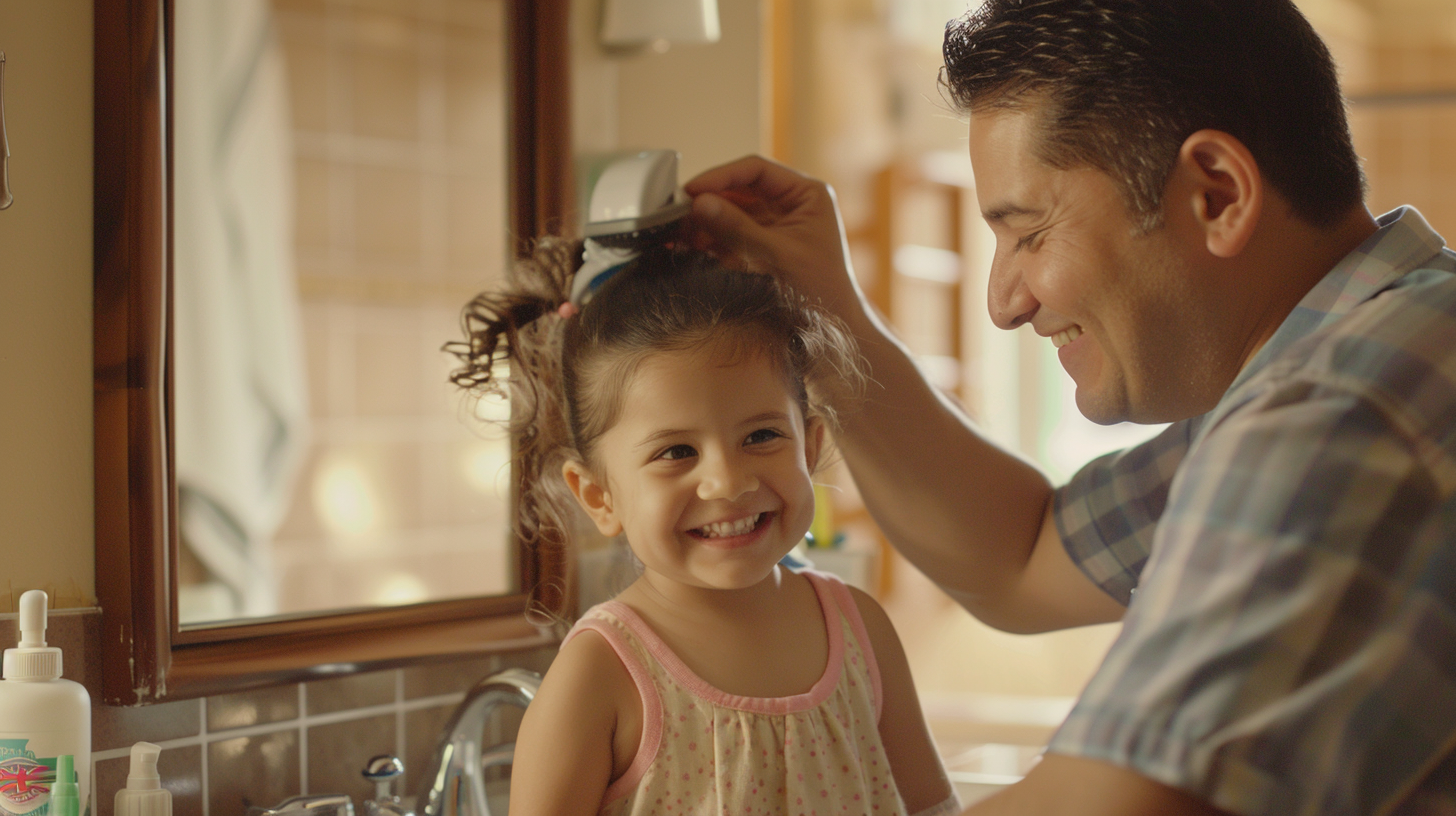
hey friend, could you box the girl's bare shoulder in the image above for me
[544,622,637,712]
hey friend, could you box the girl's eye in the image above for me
[745,428,785,446]
[1015,230,1045,252]
[657,444,697,462]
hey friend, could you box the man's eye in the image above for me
[1015,230,1044,251]
[657,444,697,461]
[745,428,785,446]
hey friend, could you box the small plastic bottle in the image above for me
[49,755,81,816]
[114,742,171,816]
[0,590,91,816]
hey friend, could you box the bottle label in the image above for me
[0,740,56,816]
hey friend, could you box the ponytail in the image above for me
[444,237,581,626]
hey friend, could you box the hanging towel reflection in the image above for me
[173,0,310,622]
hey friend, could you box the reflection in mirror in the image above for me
[173,0,514,626]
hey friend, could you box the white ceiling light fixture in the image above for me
[601,0,721,49]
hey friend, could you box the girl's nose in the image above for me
[697,457,760,502]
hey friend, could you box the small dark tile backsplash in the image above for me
[0,608,557,816]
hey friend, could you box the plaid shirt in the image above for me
[1049,206,1456,816]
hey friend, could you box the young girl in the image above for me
[450,238,959,816]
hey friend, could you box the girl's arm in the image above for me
[508,629,634,815]
[847,585,959,814]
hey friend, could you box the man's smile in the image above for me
[1051,325,1084,348]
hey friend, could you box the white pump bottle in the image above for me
[114,742,171,816]
[0,589,92,816]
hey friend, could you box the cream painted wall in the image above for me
[0,0,96,610]
[574,0,762,184]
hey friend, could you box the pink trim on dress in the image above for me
[815,571,884,723]
[598,572,847,715]
[561,619,664,804]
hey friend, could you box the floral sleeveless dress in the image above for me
[563,570,955,816]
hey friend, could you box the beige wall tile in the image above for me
[443,27,506,149]
[307,669,396,715]
[93,699,202,752]
[350,32,421,142]
[420,436,511,529]
[402,656,497,699]
[278,6,330,134]
[446,172,507,274]
[307,714,398,804]
[293,158,333,255]
[354,331,425,416]
[208,730,301,814]
[353,165,423,267]
[208,685,301,732]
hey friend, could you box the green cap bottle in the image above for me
[49,754,80,816]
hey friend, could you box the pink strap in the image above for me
[809,571,884,723]
[596,578,847,714]
[561,617,664,804]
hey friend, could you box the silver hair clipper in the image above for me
[572,150,691,304]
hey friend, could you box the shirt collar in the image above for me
[1222,205,1447,397]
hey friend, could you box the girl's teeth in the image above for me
[1051,325,1083,349]
[700,513,763,538]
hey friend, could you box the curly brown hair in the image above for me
[445,240,866,610]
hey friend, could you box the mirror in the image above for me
[170,0,517,626]
[94,0,571,704]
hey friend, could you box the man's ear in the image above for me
[562,460,623,537]
[1175,129,1263,258]
[803,416,827,474]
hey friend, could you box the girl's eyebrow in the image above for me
[633,411,792,449]
[740,411,791,426]
[635,427,690,449]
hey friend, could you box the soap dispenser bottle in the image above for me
[114,743,171,816]
[0,589,92,816]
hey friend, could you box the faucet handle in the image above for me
[362,755,404,795]
[361,755,411,816]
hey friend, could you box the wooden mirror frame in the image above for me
[94,0,572,705]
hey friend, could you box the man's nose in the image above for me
[697,455,760,502]
[987,253,1039,330]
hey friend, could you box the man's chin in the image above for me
[1073,386,1140,426]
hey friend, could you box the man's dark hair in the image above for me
[942,0,1365,230]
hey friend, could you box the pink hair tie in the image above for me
[556,301,579,319]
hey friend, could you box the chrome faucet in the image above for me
[414,668,541,816]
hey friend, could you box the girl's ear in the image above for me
[562,460,623,537]
[803,416,827,473]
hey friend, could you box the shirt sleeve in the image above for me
[1053,417,1201,605]
[1047,380,1456,816]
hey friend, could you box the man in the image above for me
[682,0,1456,813]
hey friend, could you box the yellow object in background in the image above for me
[808,484,837,548]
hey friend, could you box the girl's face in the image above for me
[564,339,823,593]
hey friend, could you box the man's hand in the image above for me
[684,156,867,322]
[967,755,1236,816]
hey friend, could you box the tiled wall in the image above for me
[3,607,555,816]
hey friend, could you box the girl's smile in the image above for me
[688,510,774,547]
